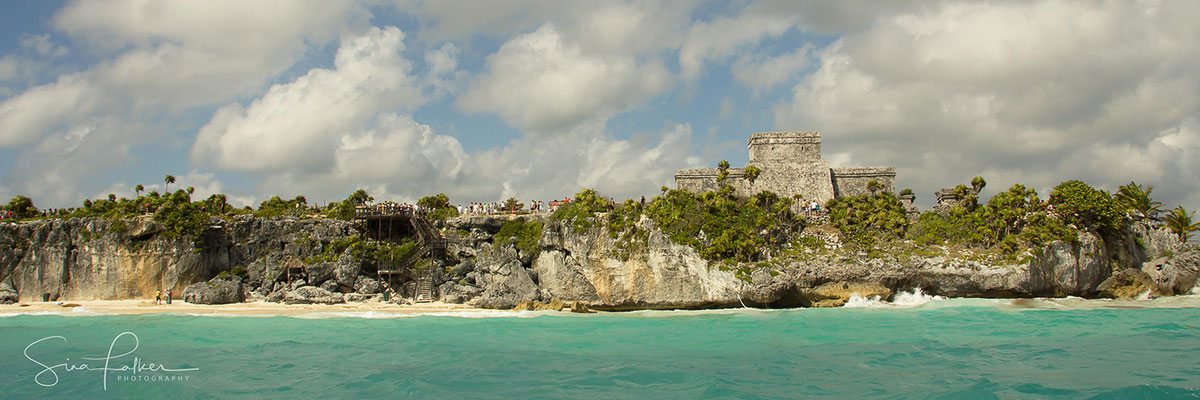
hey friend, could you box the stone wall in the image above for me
[748,131,821,164]
[830,167,897,198]
[675,131,897,206]
[675,168,749,194]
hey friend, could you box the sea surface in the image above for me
[3,292,1200,399]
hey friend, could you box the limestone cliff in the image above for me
[1,213,1195,308]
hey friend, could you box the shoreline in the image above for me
[0,299,486,317]
[5,292,1200,317]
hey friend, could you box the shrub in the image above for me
[826,192,908,247]
[552,189,611,233]
[1049,180,1126,233]
[646,187,798,262]
[419,193,460,221]
[495,219,544,257]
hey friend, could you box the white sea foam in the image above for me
[844,288,945,308]
[289,310,548,319]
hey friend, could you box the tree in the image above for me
[971,176,987,192]
[164,175,176,193]
[135,184,144,197]
[1049,180,1127,233]
[348,189,373,206]
[716,160,731,185]
[1116,181,1163,220]
[867,179,883,195]
[502,197,524,212]
[108,193,117,202]
[7,195,37,218]
[744,164,762,184]
[1164,206,1200,242]
[186,186,195,196]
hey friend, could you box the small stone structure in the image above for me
[675,131,896,205]
[933,185,981,215]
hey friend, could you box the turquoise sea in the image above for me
[3,295,1200,399]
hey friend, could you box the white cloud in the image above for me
[775,0,1200,209]
[194,26,423,173]
[19,34,67,58]
[732,46,810,93]
[678,13,796,79]
[0,0,369,207]
[458,24,671,133]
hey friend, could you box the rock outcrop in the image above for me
[183,277,246,304]
[0,281,18,304]
[2,211,1196,310]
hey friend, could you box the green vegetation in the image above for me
[6,195,38,218]
[324,189,373,220]
[645,186,798,262]
[495,218,544,257]
[907,183,1076,257]
[1164,207,1199,242]
[1116,181,1163,220]
[1049,180,1127,233]
[717,160,731,184]
[606,199,648,260]
[255,195,308,218]
[826,192,908,247]
[418,193,460,221]
[305,235,420,265]
[552,188,612,233]
[744,164,761,184]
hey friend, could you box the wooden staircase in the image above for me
[373,213,445,302]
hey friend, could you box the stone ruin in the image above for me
[674,131,897,207]
[933,185,982,215]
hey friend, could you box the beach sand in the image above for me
[0,299,486,317]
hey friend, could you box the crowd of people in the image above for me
[458,197,583,216]
[354,202,432,217]
[0,208,68,220]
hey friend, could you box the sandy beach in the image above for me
[0,299,487,317]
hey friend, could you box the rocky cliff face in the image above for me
[1,213,1195,308]
[0,215,357,302]
[438,215,1199,309]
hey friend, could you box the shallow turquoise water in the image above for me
[2,300,1199,399]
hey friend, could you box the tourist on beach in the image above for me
[155,290,161,305]
[166,289,172,304]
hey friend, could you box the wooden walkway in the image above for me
[355,209,445,302]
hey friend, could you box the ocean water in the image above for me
[3,295,1200,399]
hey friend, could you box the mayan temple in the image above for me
[674,131,896,204]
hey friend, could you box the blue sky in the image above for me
[1,1,1198,212]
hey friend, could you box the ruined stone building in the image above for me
[674,131,896,205]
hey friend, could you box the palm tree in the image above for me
[1163,206,1200,242]
[135,184,144,197]
[187,186,195,195]
[164,175,175,193]
[1116,181,1163,220]
[108,193,117,203]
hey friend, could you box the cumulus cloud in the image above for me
[458,24,671,133]
[678,13,796,79]
[732,46,810,93]
[775,0,1200,209]
[0,0,367,206]
[194,26,423,173]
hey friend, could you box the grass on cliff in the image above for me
[827,181,1086,262]
[645,186,800,262]
[495,218,544,257]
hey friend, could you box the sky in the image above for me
[0,0,1197,212]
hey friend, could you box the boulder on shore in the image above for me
[183,278,245,305]
[0,281,18,304]
[1098,269,1156,299]
[284,286,345,305]
[799,281,891,307]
